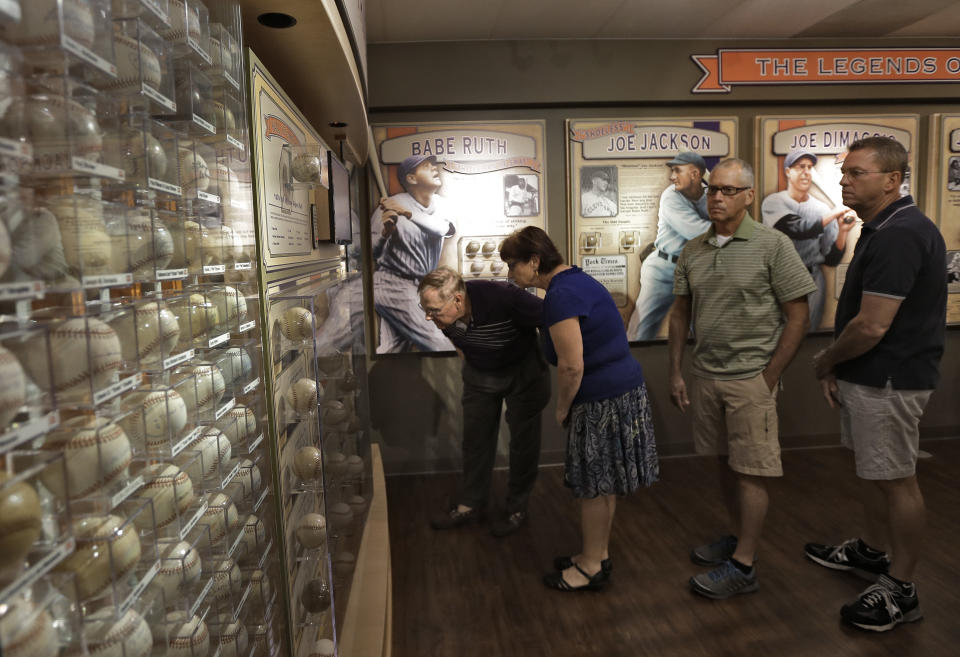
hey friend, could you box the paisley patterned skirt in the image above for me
[565,382,659,498]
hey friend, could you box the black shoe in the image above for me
[690,535,738,567]
[543,563,606,592]
[430,506,479,530]
[841,575,923,632]
[804,538,891,580]
[552,555,612,579]
[490,510,527,538]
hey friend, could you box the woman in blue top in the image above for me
[500,226,659,592]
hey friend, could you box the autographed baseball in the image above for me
[194,491,239,549]
[201,224,242,265]
[158,611,208,657]
[58,513,142,602]
[40,415,132,500]
[237,458,262,496]
[178,148,211,197]
[13,0,96,48]
[219,346,253,384]
[175,426,231,482]
[208,284,246,324]
[109,210,175,276]
[110,33,162,90]
[293,446,322,481]
[173,293,219,340]
[106,128,168,180]
[112,301,180,367]
[210,100,236,134]
[214,613,248,657]
[134,463,194,530]
[119,388,188,452]
[285,377,318,415]
[248,569,271,608]
[168,220,201,269]
[150,540,202,601]
[240,513,264,558]
[301,578,331,614]
[21,94,103,170]
[0,344,26,427]
[165,0,201,43]
[295,512,326,549]
[279,306,314,340]
[0,598,59,657]
[176,363,226,413]
[45,195,112,277]
[16,316,122,402]
[211,557,242,600]
[0,472,42,573]
[82,606,152,657]
[291,153,323,182]
[216,403,257,446]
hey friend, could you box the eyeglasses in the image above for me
[706,185,751,197]
[419,294,455,317]
[840,168,892,180]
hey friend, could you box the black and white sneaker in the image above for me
[804,538,890,580]
[841,575,923,632]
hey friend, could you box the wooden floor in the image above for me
[386,439,960,657]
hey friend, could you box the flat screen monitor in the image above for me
[328,152,352,245]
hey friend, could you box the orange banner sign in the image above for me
[692,48,960,93]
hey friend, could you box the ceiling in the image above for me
[365,0,960,41]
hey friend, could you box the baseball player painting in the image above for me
[371,154,457,353]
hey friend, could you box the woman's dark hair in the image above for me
[499,226,564,273]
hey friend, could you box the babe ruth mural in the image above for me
[371,122,547,354]
[757,115,919,331]
[567,118,738,337]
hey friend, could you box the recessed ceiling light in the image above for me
[258,13,297,28]
[329,121,348,128]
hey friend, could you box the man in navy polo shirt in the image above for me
[809,137,947,632]
[418,266,551,537]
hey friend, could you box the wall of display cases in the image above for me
[0,0,288,655]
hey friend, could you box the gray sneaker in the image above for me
[690,560,758,599]
[690,535,738,566]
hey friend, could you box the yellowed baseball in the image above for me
[175,426,231,482]
[119,388,188,452]
[45,195,113,277]
[178,148,211,197]
[109,210,175,277]
[279,306,314,340]
[0,344,26,428]
[193,491,239,549]
[39,415,132,500]
[293,446,322,481]
[0,472,42,573]
[134,463,194,530]
[208,285,246,324]
[214,612,248,657]
[111,33,162,90]
[150,539,202,602]
[58,514,141,601]
[216,403,257,446]
[157,611,208,657]
[295,512,327,549]
[82,606,153,657]
[112,301,180,367]
[176,363,226,414]
[0,598,59,657]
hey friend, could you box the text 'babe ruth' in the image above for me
[370,154,456,353]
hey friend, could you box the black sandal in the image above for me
[543,563,606,592]
[552,556,613,579]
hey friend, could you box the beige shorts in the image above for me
[690,373,782,477]
[837,379,932,480]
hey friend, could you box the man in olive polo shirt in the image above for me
[667,157,816,599]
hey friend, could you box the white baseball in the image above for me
[110,33,162,90]
[214,161,243,209]
[58,514,141,602]
[112,301,180,367]
[216,403,257,446]
[39,415,131,500]
[237,458,262,497]
[108,210,175,276]
[0,598,59,657]
[21,95,103,170]
[82,606,152,657]
[134,463,194,530]
[327,501,354,531]
[173,293,219,340]
[218,346,253,384]
[178,148,211,197]
[119,388,188,452]
[176,363,226,414]
[285,377,318,415]
[240,513,264,558]
[158,611,208,657]
[12,0,96,48]
[248,569,272,609]
[295,512,326,549]
[150,540,202,602]
[0,344,26,427]
[164,0,201,43]
[208,284,246,324]
[291,153,322,183]
[293,446,322,481]
[211,557,242,600]
[201,224,243,265]
[279,306,314,340]
[44,195,113,277]
[175,426,231,482]
[15,316,121,402]
[194,491,239,549]
[105,128,168,181]
[168,220,201,269]
[307,638,336,657]
[214,613,248,657]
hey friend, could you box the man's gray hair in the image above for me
[712,157,755,188]
[418,266,465,298]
